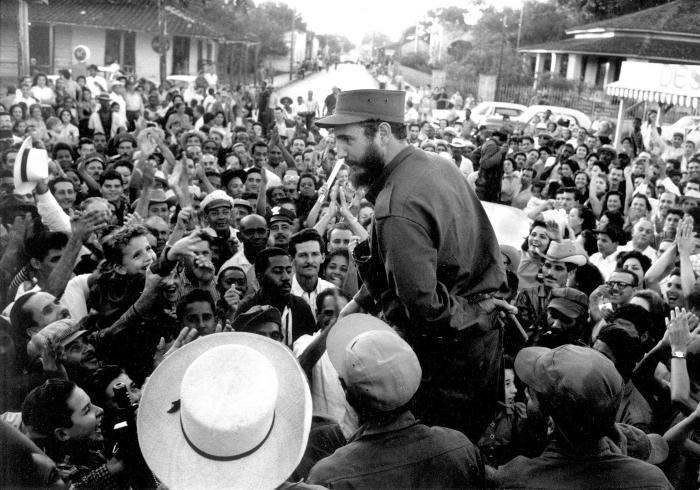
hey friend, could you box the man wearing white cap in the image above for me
[308,314,485,488]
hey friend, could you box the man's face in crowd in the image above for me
[261,255,293,297]
[148,202,170,223]
[245,171,262,194]
[79,142,95,157]
[269,220,292,248]
[556,191,575,211]
[92,133,107,152]
[203,142,218,155]
[55,149,73,170]
[672,134,683,148]
[59,387,104,443]
[63,336,100,371]
[659,192,676,215]
[114,165,131,187]
[665,275,683,309]
[182,301,216,335]
[100,178,123,203]
[318,294,348,329]
[609,168,623,185]
[85,160,103,179]
[117,141,134,157]
[409,125,420,140]
[284,180,299,200]
[541,260,569,289]
[664,212,682,232]
[688,161,700,179]
[187,146,202,163]
[596,233,617,257]
[24,292,71,334]
[269,146,283,166]
[0,114,12,130]
[334,124,385,188]
[292,139,306,154]
[328,228,352,252]
[53,182,76,210]
[683,141,695,156]
[253,145,268,168]
[293,240,324,281]
[630,196,648,217]
[206,205,232,232]
[201,155,218,172]
[607,270,636,306]
[632,220,654,249]
[218,268,248,297]
[546,307,579,334]
[226,177,244,199]
[146,219,170,253]
[239,215,269,253]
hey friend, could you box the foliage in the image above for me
[555,0,674,21]
[400,52,431,73]
[317,35,355,54]
[362,32,392,48]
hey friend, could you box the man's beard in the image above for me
[346,142,385,189]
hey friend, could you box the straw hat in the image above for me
[137,332,312,490]
[14,137,48,194]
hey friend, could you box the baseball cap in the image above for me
[515,344,622,426]
[234,305,282,332]
[233,198,253,213]
[26,319,87,362]
[269,206,295,224]
[340,329,422,412]
[547,287,589,318]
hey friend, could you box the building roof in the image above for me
[27,0,228,40]
[520,35,700,64]
[566,0,700,38]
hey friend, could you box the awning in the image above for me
[606,61,700,108]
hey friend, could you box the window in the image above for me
[172,36,190,74]
[105,30,121,65]
[105,30,136,74]
[29,23,51,71]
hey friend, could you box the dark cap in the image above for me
[315,90,406,127]
[548,287,589,318]
[97,93,110,101]
[515,344,622,421]
[234,305,282,332]
[269,206,295,224]
[83,152,105,165]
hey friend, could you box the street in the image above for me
[276,62,379,109]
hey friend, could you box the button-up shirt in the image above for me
[590,250,621,280]
[291,275,335,319]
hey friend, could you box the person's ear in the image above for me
[113,262,127,275]
[377,122,392,145]
[54,427,70,442]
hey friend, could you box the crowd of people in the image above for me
[0,63,697,490]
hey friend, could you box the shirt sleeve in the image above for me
[35,190,71,234]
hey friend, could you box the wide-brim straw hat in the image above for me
[137,332,312,490]
[14,137,48,195]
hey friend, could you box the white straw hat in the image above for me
[14,137,48,194]
[137,332,312,489]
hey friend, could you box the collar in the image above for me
[351,410,418,441]
[366,145,414,204]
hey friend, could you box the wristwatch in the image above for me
[672,351,687,359]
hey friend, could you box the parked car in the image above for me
[661,116,700,146]
[514,105,592,132]
[470,102,527,130]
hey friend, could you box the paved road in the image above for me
[276,63,379,109]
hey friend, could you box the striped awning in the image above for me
[605,61,700,109]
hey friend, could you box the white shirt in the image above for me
[291,275,334,319]
[618,242,657,262]
[589,250,620,280]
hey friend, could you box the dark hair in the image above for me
[102,225,150,266]
[84,364,124,408]
[99,169,123,186]
[111,159,133,172]
[631,289,668,344]
[52,142,74,160]
[254,247,291,274]
[570,263,603,296]
[315,287,351,314]
[21,379,76,436]
[359,120,407,141]
[521,219,549,252]
[176,289,215,321]
[616,250,651,273]
[601,191,624,212]
[10,291,39,333]
[25,231,69,261]
[297,172,318,191]
[601,210,625,229]
[610,268,639,287]
[289,228,325,257]
[611,304,649,336]
[630,193,652,212]
[597,324,643,379]
[572,205,596,231]
[251,141,268,155]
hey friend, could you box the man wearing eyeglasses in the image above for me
[317,90,508,441]
[589,269,640,334]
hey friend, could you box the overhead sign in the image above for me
[73,45,90,62]
[606,61,700,108]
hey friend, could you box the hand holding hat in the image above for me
[14,137,49,195]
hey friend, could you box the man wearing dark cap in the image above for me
[590,225,623,280]
[470,130,508,202]
[233,304,283,341]
[317,89,507,440]
[268,206,295,250]
[493,345,672,489]
[533,287,590,348]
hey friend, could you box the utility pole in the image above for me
[516,3,525,51]
[18,0,30,78]
[289,8,296,81]
[495,15,507,100]
[158,0,167,86]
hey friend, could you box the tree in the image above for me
[361,32,392,48]
[317,34,355,54]
[556,0,674,21]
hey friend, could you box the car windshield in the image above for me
[495,108,523,117]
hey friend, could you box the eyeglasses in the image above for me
[606,281,632,290]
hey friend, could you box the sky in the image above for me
[279,0,525,45]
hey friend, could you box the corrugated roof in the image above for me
[566,0,700,38]
[28,0,224,39]
[519,35,700,64]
